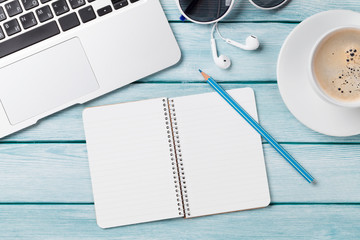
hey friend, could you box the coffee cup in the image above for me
[309,26,360,108]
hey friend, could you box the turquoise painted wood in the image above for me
[143,23,294,82]
[1,0,360,239]
[0,205,359,240]
[0,144,360,203]
[161,0,360,22]
[3,84,360,142]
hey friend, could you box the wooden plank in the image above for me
[0,204,359,239]
[3,84,360,142]
[142,23,294,82]
[1,143,359,203]
[161,0,360,22]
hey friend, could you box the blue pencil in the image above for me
[199,70,314,183]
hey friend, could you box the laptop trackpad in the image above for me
[0,38,99,125]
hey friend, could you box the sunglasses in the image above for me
[177,0,289,24]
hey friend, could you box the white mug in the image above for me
[308,26,360,108]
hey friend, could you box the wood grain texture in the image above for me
[161,0,360,22]
[2,1,360,238]
[139,23,294,82]
[0,204,359,239]
[3,84,360,142]
[1,143,359,203]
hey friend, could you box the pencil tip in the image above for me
[199,70,210,81]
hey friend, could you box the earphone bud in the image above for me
[211,38,231,69]
[210,23,260,69]
[225,35,260,51]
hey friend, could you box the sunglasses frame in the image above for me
[176,0,236,24]
[248,0,289,10]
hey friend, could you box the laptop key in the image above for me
[69,0,85,9]
[78,5,95,23]
[112,0,128,10]
[0,0,7,2]
[5,0,23,17]
[40,0,51,3]
[52,0,69,16]
[36,5,53,22]
[0,26,5,40]
[97,5,111,16]
[20,12,37,29]
[3,19,21,36]
[0,21,60,58]
[0,7,6,22]
[21,0,39,10]
[58,12,79,31]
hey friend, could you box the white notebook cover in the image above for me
[170,88,270,218]
[83,88,270,228]
[83,98,183,228]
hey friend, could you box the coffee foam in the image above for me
[313,28,360,102]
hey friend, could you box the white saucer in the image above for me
[277,10,360,137]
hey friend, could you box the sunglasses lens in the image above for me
[250,0,287,8]
[179,0,233,23]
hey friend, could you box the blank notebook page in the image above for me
[83,98,182,228]
[171,88,270,218]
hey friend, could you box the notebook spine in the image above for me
[163,98,183,216]
[168,98,191,217]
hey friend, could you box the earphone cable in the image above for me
[211,22,226,42]
[215,23,227,41]
[211,22,217,40]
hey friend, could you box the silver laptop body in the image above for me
[0,0,180,138]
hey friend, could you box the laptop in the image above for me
[0,0,181,138]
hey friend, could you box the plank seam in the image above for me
[134,81,278,84]
[2,141,360,144]
[168,21,300,24]
[0,203,359,205]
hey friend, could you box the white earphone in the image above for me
[211,23,260,69]
[211,38,231,69]
[225,36,260,51]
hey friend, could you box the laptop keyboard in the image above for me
[0,0,139,58]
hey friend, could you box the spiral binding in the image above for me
[168,98,191,217]
[162,98,183,216]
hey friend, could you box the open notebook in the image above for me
[83,87,270,228]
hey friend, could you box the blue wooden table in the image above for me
[1,0,360,239]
